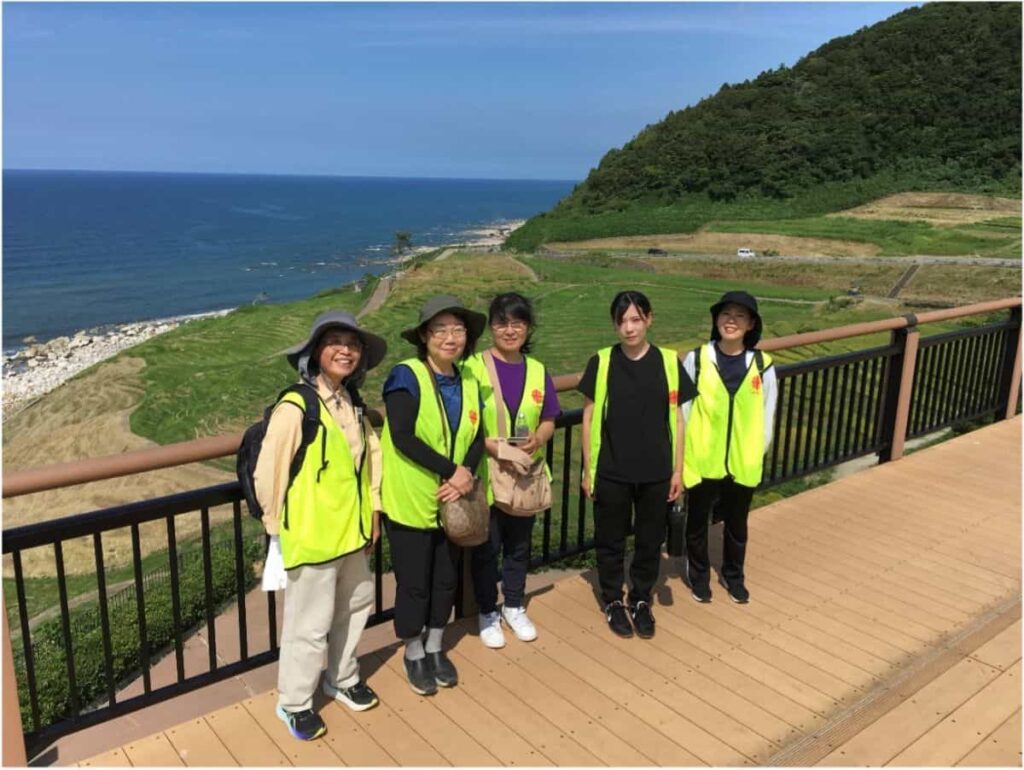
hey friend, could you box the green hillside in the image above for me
[508,3,1022,251]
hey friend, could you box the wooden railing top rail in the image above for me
[4,296,1019,499]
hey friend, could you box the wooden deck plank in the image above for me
[969,620,1022,671]
[241,691,342,766]
[829,593,940,642]
[556,578,807,744]
[493,625,677,766]
[78,747,132,766]
[377,647,555,767]
[163,718,237,766]
[332,694,450,767]
[814,603,925,655]
[544,586,784,760]
[315,702,397,767]
[558,578,823,735]
[793,611,913,665]
[956,709,1022,767]
[119,732,184,767]
[203,702,290,767]
[359,650,496,766]
[427,643,600,766]
[773,618,899,675]
[527,599,753,765]
[889,661,1022,766]
[453,629,641,767]
[818,657,1004,766]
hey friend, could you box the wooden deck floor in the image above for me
[79,418,1021,767]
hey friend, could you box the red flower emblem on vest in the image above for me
[751,375,762,393]
[531,388,544,405]
[668,389,678,405]
[469,409,478,425]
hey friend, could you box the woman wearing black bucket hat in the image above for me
[380,294,487,695]
[680,291,778,605]
[254,310,388,740]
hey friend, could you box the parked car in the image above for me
[736,248,755,259]
[647,248,667,256]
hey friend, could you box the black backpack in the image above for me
[236,383,322,521]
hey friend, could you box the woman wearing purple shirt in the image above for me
[465,293,561,648]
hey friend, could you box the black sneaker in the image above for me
[426,651,458,687]
[404,655,438,696]
[323,679,379,711]
[604,600,634,638]
[276,706,326,741]
[686,561,712,603]
[719,574,750,604]
[629,600,656,639]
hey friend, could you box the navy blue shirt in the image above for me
[383,363,464,438]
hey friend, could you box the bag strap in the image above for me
[423,362,455,461]
[691,346,703,384]
[482,350,509,439]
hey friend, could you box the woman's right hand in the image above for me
[447,464,474,496]
[581,473,594,500]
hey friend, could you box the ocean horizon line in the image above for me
[3,167,581,185]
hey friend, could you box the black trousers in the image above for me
[384,515,459,640]
[470,506,535,613]
[593,476,670,606]
[684,478,755,588]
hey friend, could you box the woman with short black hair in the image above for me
[578,291,696,639]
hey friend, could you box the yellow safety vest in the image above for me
[381,359,482,530]
[588,345,680,484]
[464,352,552,504]
[277,391,373,570]
[683,343,772,489]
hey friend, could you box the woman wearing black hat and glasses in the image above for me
[380,295,487,695]
[255,311,388,741]
[681,291,778,605]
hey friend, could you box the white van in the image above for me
[736,248,755,259]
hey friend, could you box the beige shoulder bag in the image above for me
[482,351,552,517]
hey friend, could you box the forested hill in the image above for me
[508,3,1021,250]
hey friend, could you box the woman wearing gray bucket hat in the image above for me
[253,310,388,740]
[380,295,487,695]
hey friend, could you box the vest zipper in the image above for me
[717,349,753,479]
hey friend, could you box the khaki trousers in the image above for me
[277,551,374,712]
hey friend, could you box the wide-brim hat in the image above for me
[400,294,487,346]
[284,310,388,371]
[710,290,763,347]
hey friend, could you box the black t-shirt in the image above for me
[578,345,698,484]
[715,344,749,395]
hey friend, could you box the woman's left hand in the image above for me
[667,472,683,502]
[436,481,463,502]
[518,434,541,455]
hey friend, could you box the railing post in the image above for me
[878,323,920,463]
[3,596,28,766]
[997,306,1022,420]
[456,548,478,620]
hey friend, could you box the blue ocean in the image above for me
[2,170,574,351]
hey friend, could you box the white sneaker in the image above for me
[501,605,538,642]
[478,611,506,649]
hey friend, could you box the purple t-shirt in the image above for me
[491,356,561,426]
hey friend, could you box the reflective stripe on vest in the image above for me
[277,391,372,570]
[587,345,680,484]
[381,359,482,529]
[464,352,552,505]
[683,343,771,489]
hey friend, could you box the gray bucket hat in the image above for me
[400,294,487,346]
[284,310,388,371]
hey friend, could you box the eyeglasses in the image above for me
[322,338,363,351]
[428,325,467,339]
[492,321,528,333]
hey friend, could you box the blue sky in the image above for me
[4,2,917,180]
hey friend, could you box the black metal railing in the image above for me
[4,308,1021,754]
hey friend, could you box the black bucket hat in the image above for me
[284,310,388,372]
[710,290,763,347]
[400,294,487,346]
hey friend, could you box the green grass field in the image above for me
[707,216,1021,258]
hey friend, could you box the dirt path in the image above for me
[356,274,397,319]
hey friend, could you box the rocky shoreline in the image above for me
[2,310,232,420]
